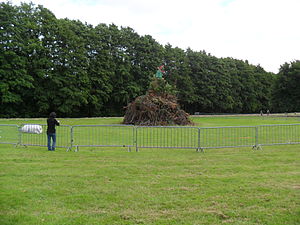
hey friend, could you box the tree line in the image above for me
[1,2,299,117]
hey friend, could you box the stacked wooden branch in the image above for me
[123,92,192,126]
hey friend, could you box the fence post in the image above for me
[253,126,262,150]
[200,128,204,152]
[17,125,21,147]
[196,128,201,152]
[67,126,73,152]
[135,126,139,152]
[129,126,134,152]
[256,126,258,148]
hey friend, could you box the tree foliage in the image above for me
[0,2,298,117]
[272,60,300,112]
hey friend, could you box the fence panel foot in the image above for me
[196,148,204,153]
[252,145,262,150]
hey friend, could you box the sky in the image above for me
[9,0,300,73]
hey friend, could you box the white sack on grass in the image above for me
[20,125,43,134]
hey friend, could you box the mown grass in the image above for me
[1,114,299,127]
[0,116,300,224]
[192,115,300,127]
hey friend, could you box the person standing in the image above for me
[155,65,164,79]
[260,110,263,116]
[47,112,60,151]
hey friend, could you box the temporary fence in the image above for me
[19,124,72,149]
[0,124,299,151]
[71,125,135,151]
[258,124,300,146]
[0,124,19,145]
[199,126,257,149]
[136,126,199,151]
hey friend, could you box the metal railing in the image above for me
[0,123,299,151]
[258,124,300,146]
[71,125,135,151]
[199,126,257,149]
[0,124,19,145]
[19,124,72,150]
[136,126,199,151]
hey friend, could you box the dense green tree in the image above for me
[185,49,212,112]
[220,58,244,112]
[163,44,196,111]
[50,19,90,117]
[104,25,164,115]
[17,3,58,117]
[1,2,295,118]
[83,23,114,116]
[272,60,300,112]
[0,2,34,117]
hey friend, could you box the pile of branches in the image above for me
[123,92,192,126]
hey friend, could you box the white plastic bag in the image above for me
[20,125,43,134]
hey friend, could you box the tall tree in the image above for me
[105,25,164,115]
[272,60,300,112]
[0,2,34,117]
[84,23,114,116]
[163,44,196,111]
[41,18,90,117]
[18,3,58,117]
[0,2,283,117]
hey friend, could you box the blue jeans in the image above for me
[47,133,56,151]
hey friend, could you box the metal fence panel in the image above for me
[1,123,300,151]
[72,125,135,149]
[200,126,256,149]
[136,126,199,150]
[258,124,300,146]
[0,124,19,145]
[20,124,71,149]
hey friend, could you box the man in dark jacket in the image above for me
[47,112,60,151]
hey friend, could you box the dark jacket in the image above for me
[47,117,60,134]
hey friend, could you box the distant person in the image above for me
[47,112,60,151]
[155,65,164,79]
[267,109,270,116]
[260,110,263,116]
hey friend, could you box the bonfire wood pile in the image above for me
[123,91,192,126]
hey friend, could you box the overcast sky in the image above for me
[9,0,300,73]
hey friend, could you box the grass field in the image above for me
[1,116,300,224]
[1,115,300,127]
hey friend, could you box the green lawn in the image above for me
[0,116,300,224]
[191,115,300,127]
[1,114,299,127]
